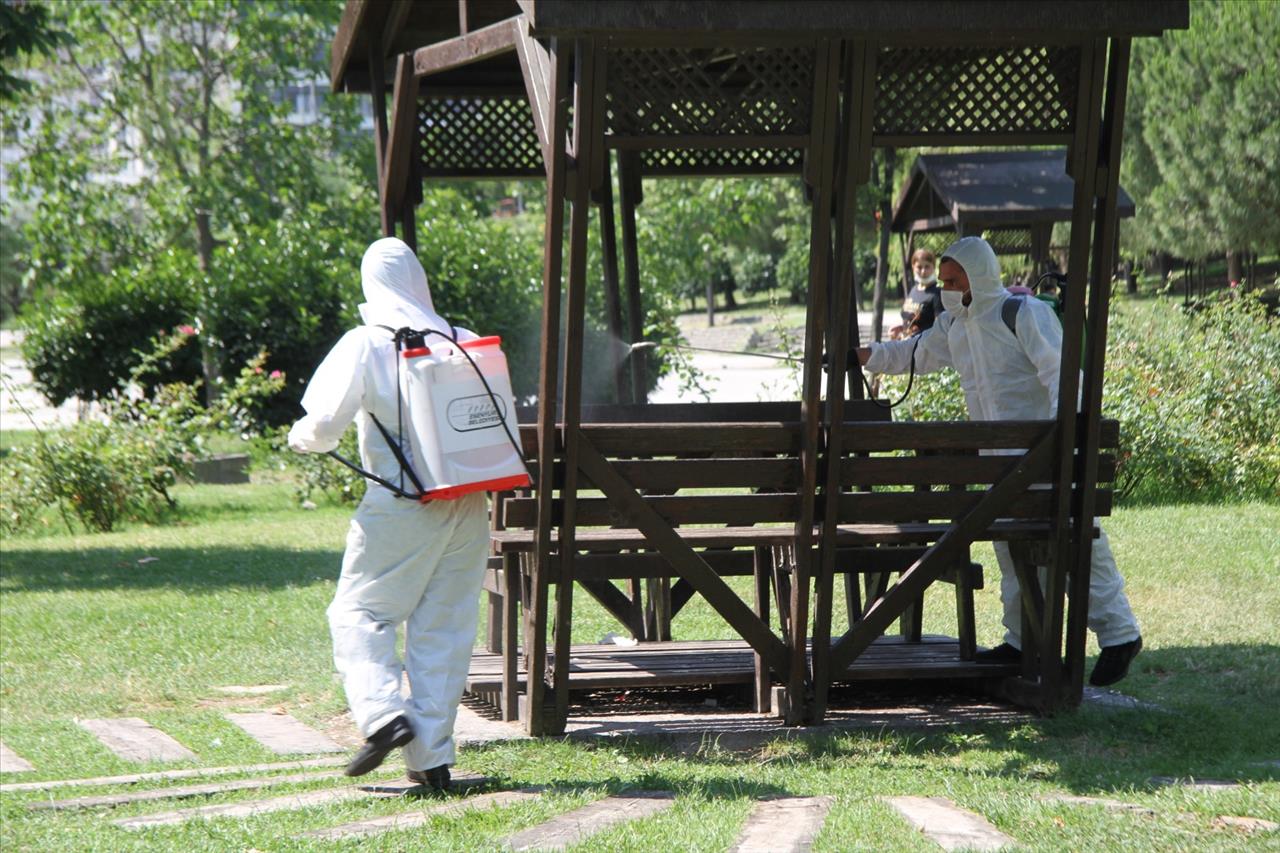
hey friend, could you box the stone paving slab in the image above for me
[28,770,344,811]
[1213,816,1279,833]
[1149,776,1243,791]
[0,756,346,794]
[731,795,834,853]
[1081,686,1164,712]
[302,789,540,840]
[454,701,528,746]
[505,791,675,852]
[884,796,1016,851]
[114,783,394,829]
[225,712,343,755]
[78,718,196,763]
[1040,793,1156,815]
[213,685,289,696]
[0,741,34,773]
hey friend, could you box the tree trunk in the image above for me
[872,149,896,343]
[195,209,223,404]
[1226,250,1242,286]
[705,274,715,327]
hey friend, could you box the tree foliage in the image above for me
[7,0,357,397]
[1122,0,1280,262]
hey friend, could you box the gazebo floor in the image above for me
[466,635,1020,712]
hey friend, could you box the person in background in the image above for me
[849,236,1143,686]
[889,248,945,340]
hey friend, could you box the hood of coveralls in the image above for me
[940,236,1006,317]
[357,237,450,333]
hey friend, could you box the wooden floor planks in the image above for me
[0,756,346,794]
[28,770,345,811]
[302,790,540,840]
[113,785,383,829]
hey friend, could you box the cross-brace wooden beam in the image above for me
[826,426,1057,676]
[576,437,792,680]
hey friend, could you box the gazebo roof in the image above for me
[890,149,1136,236]
[331,0,1189,93]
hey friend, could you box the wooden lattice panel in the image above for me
[639,147,803,176]
[915,229,1035,257]
[417,95,543,178]
[874,46,1081,137]
[983,228,1034,255]
[605,46,816,138]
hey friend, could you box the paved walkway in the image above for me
[650,310,876,404]
[0,329,84,429]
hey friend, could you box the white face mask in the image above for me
[940,289,967,315]
[917,274,937,286]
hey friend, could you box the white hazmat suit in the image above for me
[288,237,489,773]
[865,236,1139,652]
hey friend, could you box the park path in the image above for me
[650,309,876,404]
[0,329,84,430]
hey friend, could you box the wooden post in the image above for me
[366,40,393,237]
[1042,38,1106,712]
[596,152,628,403]
[547,38,602,735]
[618,150,646,404]
[813,39,874,723]
[1065,37,1132,704]
[786,38,839,726]
[527,37,570,737]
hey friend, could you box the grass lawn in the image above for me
[0,480,1277,850]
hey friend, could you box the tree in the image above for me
[0,0,71,104]
[1123,0,1280,284]
[9,0,353,399]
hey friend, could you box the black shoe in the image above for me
[974,642,1022,664]
[1090,636,1143,687]
[345,715,414,777]
[407,764,451,791]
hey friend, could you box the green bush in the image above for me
[1105,292,1279,504]
[1,331,284,534]
[20,251,202,406]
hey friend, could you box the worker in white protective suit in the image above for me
[288,237,489,789]
[849,236,1142,686]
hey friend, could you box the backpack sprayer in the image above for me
[328,326,531,502]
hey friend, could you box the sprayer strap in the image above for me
[368,413,427,496]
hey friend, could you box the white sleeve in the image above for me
[1017,299,1064,418]
[287,331,369,454]
[865,319,953,376]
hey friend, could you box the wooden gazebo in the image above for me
[331,0,1188,735]
[890,149,1137,276]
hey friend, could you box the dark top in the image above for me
[900,281,945,332]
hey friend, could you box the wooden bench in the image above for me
[475,406,1119,729]
[809,417,1120,717]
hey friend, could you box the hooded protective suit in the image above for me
[288,237,489,772]
[865,236,1139,650]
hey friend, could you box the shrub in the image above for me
[1105,292,1279,504]
[1,330,284,534]
[20,251,202,406]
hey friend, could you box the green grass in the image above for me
[1,486,1277,851]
